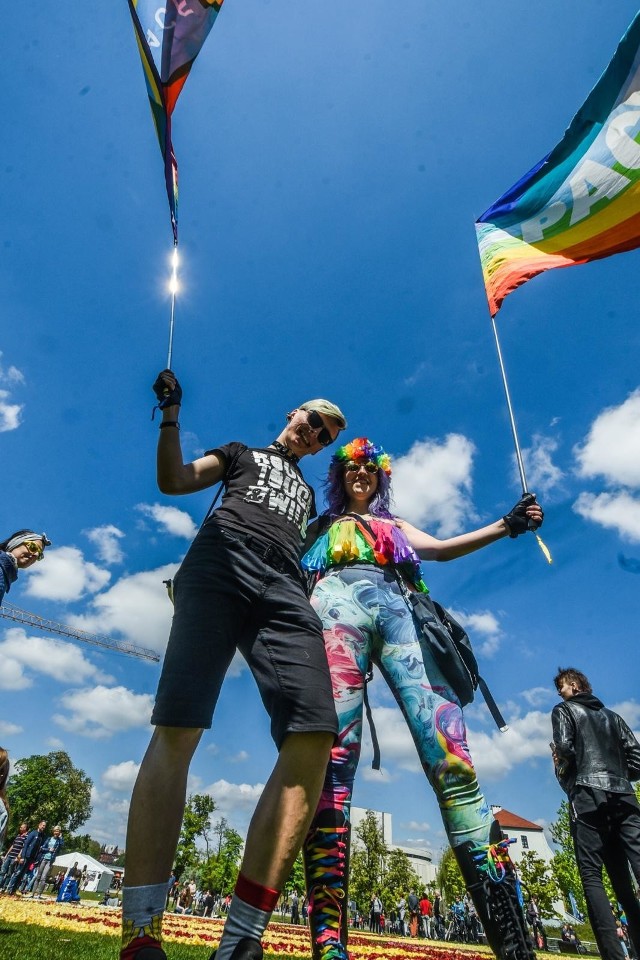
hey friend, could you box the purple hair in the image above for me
[324,438,395,519]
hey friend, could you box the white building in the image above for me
[491,805,556,866]
[351,806,437,888]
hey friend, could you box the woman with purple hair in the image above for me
[300,438,543,960]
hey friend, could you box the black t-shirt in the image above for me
[206,442,316,560]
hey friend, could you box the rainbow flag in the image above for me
[126,0,224,242]
[476,13,640,317]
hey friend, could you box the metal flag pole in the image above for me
[167,242,179,369]
[490,314,528,494]
[489,313,552,564]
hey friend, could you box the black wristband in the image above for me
[159,420,180,430]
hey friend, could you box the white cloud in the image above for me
[449,607,502,658]
[0,628,113,690]
[229,750,249,763]
[574,389,640,488]
[0,354,25,386]
[45,737,64,749]
[85,525,126,565]
[391,434,477,536]
[53,685,154,738]
[573,491,640,542]
[136,503,198,540]
[611,699,640,733]
[68,563,178,653]
[0,721,23,736]
[520,434,564,496]
[521,686,554,708]
[468,710,553,780]
[102,760,141,793]
[26,546,111,602]
[0,389,23,432]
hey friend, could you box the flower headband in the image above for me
[331,437,392,475]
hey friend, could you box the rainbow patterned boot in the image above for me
[454,820,536,960]
[304,809,350,960]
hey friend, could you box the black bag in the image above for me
[407,591,477,706]
[397,577,507,731]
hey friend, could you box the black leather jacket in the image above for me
[551,693,640,797]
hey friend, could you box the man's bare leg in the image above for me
[120,726,202,959]
[213,730,333,960]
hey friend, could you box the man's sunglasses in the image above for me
[306,410,336,447]
[24,540,45,560]
[345,461,378,474]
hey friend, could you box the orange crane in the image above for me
[0,600,159,663]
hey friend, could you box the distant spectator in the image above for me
[291,888,300,924]
[7,820,47,894]
[0,820,28,891]
[57,868,81,903]
[30,825,64,898]
[0,531,50,606]
[0,748,9,843]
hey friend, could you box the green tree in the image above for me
[550,800,586,915]
[517,850,561,914]
[174,793,216,877]
[284,851,306,898]
[6,751,92,837]
[349,810,387,912]
[435,846,465,904]
[202,824,243,895]
[66,833,102,860]
[380,847,422,911]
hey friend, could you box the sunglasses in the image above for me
[306,409,336,447]
[345,461,378,474]
[24,540,45,560]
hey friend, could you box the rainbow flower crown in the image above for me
[331,437,392,476]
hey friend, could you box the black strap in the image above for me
[201,444,247,527]
[363,662,381,771]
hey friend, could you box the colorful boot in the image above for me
[304,808,350,960]
[454,820,535,960]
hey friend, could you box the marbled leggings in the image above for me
[304,565,492,956]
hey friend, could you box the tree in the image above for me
[350,810,388,912]
[174,793,216,877]
[380,847,422,911]
[67,833,102,860]
[435,846,465,904]
[550,801,586,916]
[517,850,561,914]
[6,751,92,837]
[202,824,243,895]
[284,851,306,898]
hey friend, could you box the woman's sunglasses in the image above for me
[24,540,45,560]
[306,410,336,447]
[344,461,378,474]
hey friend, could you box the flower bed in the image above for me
[0,898,492,960]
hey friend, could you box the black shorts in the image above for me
[151,522,338,747]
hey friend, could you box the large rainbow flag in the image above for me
[126,0,225,242]
[476,12,640,317]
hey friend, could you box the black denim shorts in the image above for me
[151,522,338,747]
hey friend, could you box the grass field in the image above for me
[0,897,504,960]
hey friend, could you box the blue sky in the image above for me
[2,1,640,860]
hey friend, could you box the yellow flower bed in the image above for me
[0,898,492,959]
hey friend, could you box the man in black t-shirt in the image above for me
[120,371,346,960]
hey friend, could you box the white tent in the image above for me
[52,851,115,894]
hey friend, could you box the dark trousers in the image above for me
[572,796,640,960]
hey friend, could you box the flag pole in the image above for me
[167,242,179,369]
[490,313,528,494]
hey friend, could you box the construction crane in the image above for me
[0,601,159,663]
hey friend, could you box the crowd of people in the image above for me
[0,817,64,898]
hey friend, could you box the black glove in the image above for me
[503,492,541,537]
[152,370,182,409]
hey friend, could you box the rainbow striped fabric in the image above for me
[476,13,640,317]
[126,0,224,242]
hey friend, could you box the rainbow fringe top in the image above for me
[301,516,428,592]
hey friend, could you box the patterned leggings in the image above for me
[303,565,492,958]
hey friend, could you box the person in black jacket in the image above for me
[551,667,640,960]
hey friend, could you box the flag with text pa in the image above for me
[126,0,224,242]
[476,13,640,317]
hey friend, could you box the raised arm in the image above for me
[153,370,227,495]
[397,494,543,561]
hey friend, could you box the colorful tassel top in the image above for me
[301,516,428,592]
